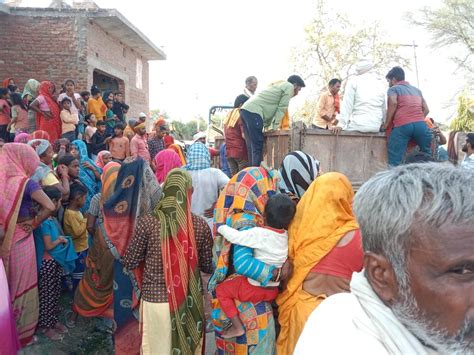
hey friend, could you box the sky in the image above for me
[19,0,464,123]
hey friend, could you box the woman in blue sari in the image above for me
[70,140,102,213]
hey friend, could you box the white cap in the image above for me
[193,131,207,143]
[138,112,147,118]
[355,59,374,75]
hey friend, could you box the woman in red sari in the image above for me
[30,82,62,143]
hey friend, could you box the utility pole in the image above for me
[396,41,420,88]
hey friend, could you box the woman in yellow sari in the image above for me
[276,172,363,354]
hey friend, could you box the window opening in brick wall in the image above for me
[93,70,121,96]
[136,58,143,90]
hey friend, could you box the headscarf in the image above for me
[28,139,54,184]
[96,150,112,169]
[29,130,50,141]
[276,173,359,353]
[154,149,182,184]
[192,131,206,143]
[22,79,40,100]
[185,142,210,171]
[102,159,161,316]
[209,165,279,292]
[153,169,203,354]
[27,139,50,156]
[133,122,145,133]
[355,59,374,75]
[154,118,166,129]
[279,151,320,200]
[14,132,30,144]
[0,144,40,274]
[163,134,174,148]
[37,81,62,143]
[223,108,241,128]
[38,81,61,119]
[72,140,102,212]
[101,162,121,203]
[169,144,186,165]
[2,78,13,88]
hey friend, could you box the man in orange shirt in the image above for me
[313,79,341,129]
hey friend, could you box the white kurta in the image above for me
[188,168,229,230]
[295,272,438,355]
[339,72,387,133]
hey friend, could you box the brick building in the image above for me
[0,1,166,117]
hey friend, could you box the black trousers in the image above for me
[240,109,264,167]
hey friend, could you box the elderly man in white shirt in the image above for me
[295,163,474,355]
[333,59,386,134]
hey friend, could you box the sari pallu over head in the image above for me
[72,139,102,210]
[169,143,186,165]
[154,149,183,184]
[153,169,204,355]
[37,81,62,143]
[276,172,359,355]
[0,144,40,274]
[279,151,320,201]
[209,166,279,354]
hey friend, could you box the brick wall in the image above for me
[0,11,150,118]
[0,13,87,93]
[86,21,149,118]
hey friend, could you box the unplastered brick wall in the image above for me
[0,13,88,92]
[86,21,149,118]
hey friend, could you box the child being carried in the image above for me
[216,193,296,338]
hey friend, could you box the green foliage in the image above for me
[450,90,474,131]
[172,119,208,140]
[408,0,473,80]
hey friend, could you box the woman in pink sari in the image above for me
[0,143,56,347]
[154,149,183,184]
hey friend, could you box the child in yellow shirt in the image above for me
[63,182,89,292]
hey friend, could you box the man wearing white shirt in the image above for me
[460,133,474,170]
[332,59,386,134]
[295,163,474,355]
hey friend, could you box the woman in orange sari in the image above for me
[276,172,363,354]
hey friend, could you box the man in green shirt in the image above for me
[240,75,305,166]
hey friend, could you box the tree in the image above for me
[172,119,208,141]
[292,0,409,123]
[408,0,473,80]
[450,90,474,131]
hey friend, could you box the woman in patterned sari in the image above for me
[72,162,120,319]
[70,139,102,213]
[208,165,288,354]
[0,143,56,346]
[103,158,162,354]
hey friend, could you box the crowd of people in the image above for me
[0,71,472,355]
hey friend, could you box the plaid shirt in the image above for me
[122,213,213,303]
[147,136,165,161]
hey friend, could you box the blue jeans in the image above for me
[240,109,264,167]
[388,121,433,166]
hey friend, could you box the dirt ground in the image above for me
[19,274,217,354]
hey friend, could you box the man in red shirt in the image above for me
[385,66,432,166]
